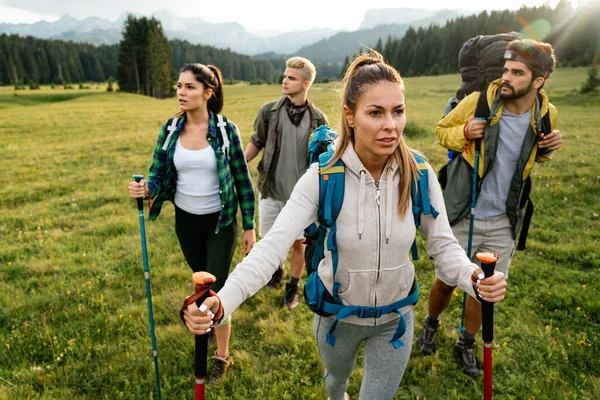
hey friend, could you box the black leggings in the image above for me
[174,205,237,292]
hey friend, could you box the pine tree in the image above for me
[340,55,350,78]
[374,38,383,54]
[147,18,174,98]
[581,65,600,93]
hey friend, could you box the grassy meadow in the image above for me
[0,67,598,399]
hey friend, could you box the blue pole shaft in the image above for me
[138,209,162,399]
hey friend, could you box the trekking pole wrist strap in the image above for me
[464,117,474,149]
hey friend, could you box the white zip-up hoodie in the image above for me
[218,142,477,326]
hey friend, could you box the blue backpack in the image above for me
[302,126,439,349]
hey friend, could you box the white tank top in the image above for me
[173,137,222,215]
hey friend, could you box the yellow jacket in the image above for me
[436,78,558,180]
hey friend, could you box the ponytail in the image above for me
[206,65,224,114]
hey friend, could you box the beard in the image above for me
[499,81,534,100]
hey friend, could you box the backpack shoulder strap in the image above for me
[311,150,345,300]
[318,151,345,227]
[410,153,440,260]
[517,176,534,250]
[262,100,277,134]
[162,117,179,151]
[215,114,231,160]
[474,84,491,120]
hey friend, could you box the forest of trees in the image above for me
[377,1,599,77]
[0,1,598,90]
[0,34,118,87]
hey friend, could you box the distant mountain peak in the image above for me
[57,14,76,22]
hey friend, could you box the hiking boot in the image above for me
[207,350,233,385]
[416,317,440,355]
[454,335,480,377]
[266,265,286,289]
[283,282,299,310]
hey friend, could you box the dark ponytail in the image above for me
[180,63,224,114]
[206,65,224,114]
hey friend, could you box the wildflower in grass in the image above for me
[545,325,550,331]
[577,307,581,311]
[582,284,586,289]
[5,344,9,350]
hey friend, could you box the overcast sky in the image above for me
[0,0,565,32]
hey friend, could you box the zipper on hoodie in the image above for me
[374,181,381,319]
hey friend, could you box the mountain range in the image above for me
[0,8,476,62]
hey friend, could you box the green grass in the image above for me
[0,67,598,399]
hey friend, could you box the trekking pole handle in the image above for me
[477,252,497,279]
[474,117,486,152]
[477,252,497,344]
[133,174,144,211]
[192,272,217,307]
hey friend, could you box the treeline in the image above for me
[0,34,291,87]
[377,1,599,77]
[169,39,283,83]
[0,30,343,88]
[0,34,118,86]
[2,2,598,87]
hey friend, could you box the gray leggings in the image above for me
[313,309,414,400]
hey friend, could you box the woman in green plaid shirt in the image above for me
[128,63,256,384]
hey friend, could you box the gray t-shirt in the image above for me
[269,108,311,201]
[476,108,532,219]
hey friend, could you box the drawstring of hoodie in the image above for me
[385,167,393,244]
[358,170,366,239]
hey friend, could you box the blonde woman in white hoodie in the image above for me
[182,51,507,400]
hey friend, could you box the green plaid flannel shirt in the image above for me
[146,112,255,232]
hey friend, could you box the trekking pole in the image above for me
[459,117,485,334]
[132,174,162,400]
[179,271,217,400]
[476,252,498,400]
